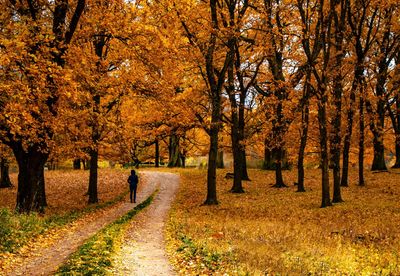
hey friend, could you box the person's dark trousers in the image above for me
[130,186,137,203]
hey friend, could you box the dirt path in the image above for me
[111,172,179,275]
[4,171,171,276]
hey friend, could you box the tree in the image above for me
[0,0,85,212]
[68,0,140,203]
[365,3,399,172]
[297,0,332,207]
[341,0,379,186]
[172,0,237,204]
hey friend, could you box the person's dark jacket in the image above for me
[128,171,138,190]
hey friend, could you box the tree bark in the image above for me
[88,149,98,204]
[11,143,48,213]
[230,118,244,193]
[168,134,182,167]
[359,94,365,186]
[155,139,160,167]
[73,159,81,170]
[0,158,12,188]
[330,0,345,203]
[297,98,309,192]
[216,150,224,168]
[272,147,287,188]
[240,148,250,180]
[341,67,361,186]
[204,103,219,205]
[318,96,332,208]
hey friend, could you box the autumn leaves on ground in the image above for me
[1,168,399,275]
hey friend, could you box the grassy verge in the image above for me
[56,191,156,275]
[166,168,400,275]
[0,189,129,254]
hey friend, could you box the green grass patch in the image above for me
[0,190,129,253]
[56,191,156,275]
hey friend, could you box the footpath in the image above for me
[4,171,178,276]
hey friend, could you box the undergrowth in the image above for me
[56,191,156,275]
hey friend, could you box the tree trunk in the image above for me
[88,149,98,204]
[370,63,388,171]
[331,74,343,202]
[73,159,81,170]
[318,97,332,208]
[0,158,12,188]
[359,94,365,186]
[168,134,182,167]
[371,136,387,171]
[272,147,287,188]
[230,119,244,193]
[216,150,224,168]
[262,145,275,170]
[341,68,360,186]
[180,155,186,168]
[297,100,309,192]
[155,139,160,168]
[240,148,250,180]
[330,2,345,202]
[83,159,90,170]
[204,116,219,205]
[11,143,48,213]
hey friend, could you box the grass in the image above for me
[166,168,400,275]
[0,168,135,254]
[0,188,129,254]
[56,191,156,275]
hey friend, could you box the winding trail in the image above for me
[4,171,178,276]
[111,172,179,275]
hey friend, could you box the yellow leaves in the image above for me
[166,168,400,275]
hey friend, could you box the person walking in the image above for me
[128,170,139,203]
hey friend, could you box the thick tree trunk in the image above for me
[297,101,309,192]
[359,95,365,186]
[88,149,98,204]
[73,159,81,170]
[155,140,160,168]
[12,144,48,213]
[168,134,182,168]
[370,69,388,171]
[371,136,387,171]
[230,119,244,193]
[318,97,332,208]
[272,147,287,188]
[216,150,224,168]
[240,148,250,181]
[0,158,12,188]
[205,124,219,205]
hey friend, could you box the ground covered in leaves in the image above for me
[0,168,129,216]
[0,168,137,272]
[166,168,400,275]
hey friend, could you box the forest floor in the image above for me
[166,168,400,275]
[0,171,178,275]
